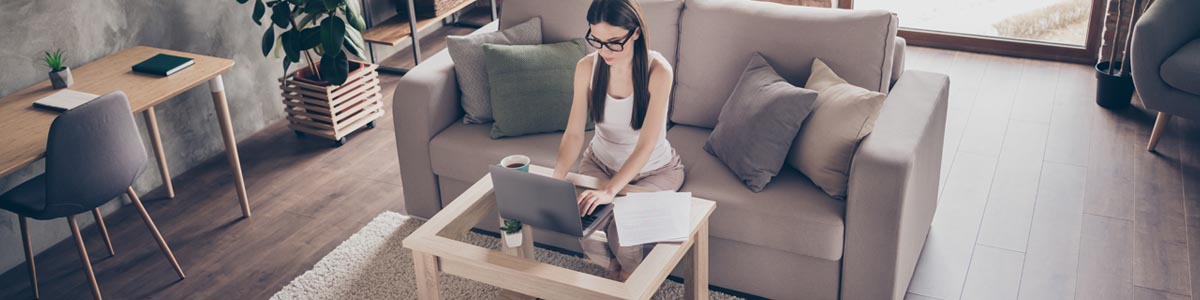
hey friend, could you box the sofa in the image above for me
[392,0,949,299]
[1131,0,1200,151]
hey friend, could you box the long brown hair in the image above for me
[587,0,651,130]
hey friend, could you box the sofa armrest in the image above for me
[393,23,499,218]
[842,70,949,300]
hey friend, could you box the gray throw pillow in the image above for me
[705,53,819,192]
[447,17,542,124]
[483,39,589,139]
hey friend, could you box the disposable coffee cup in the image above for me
[499,155,530,172]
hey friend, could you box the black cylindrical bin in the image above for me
[1095,61,1134,109]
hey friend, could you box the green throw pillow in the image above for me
[483,39,588,139]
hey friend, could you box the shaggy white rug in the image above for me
[270,211,743,300]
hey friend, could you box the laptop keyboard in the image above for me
[581,213,599,228]
[580,204,608,228]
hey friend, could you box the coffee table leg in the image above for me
[684,220,709,300]
[413,251,441,300]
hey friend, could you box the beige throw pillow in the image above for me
[789,58,886,199]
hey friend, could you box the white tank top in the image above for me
[588,51,674,173]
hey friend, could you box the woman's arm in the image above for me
[552,55,596,179]
[579,58,674,215]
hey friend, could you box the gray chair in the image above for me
[0,91,184,300]
[1131,0,1200,151]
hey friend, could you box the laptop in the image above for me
[490,165,613,238]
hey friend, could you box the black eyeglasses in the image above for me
[585,27,638,52]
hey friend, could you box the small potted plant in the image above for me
[42,49,72,89]
[500,219,524,248]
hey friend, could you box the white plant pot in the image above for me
[503,231,523,248]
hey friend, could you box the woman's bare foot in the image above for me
[607,261,623,280]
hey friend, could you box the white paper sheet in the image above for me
[612,191,692,247]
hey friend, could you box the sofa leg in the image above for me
[1147,112,1171,152]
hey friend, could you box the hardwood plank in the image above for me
[906,292,943,300]
[1135,287,1191,300]
[1017,162,1086,300]
[1083,106,1141,220]
[906,47,957,75]
[1008,60,1060,124]
[943,52,989,111]
[1177,118,1200,300]
[941,107,970,196]
[1042,64,1095,166]
[908,152,1000,300]
[1133,114,1192,295]
[976,120,1050,251]
[959,245,1024,300]
[1075,214,1133,300]
[957,56,1024,157]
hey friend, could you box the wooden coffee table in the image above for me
[402,165,716,300]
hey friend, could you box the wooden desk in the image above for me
[0,46,252,218]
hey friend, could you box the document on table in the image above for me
[32,89,99,112]
[612,191,692,247]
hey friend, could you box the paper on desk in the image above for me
[612,191,691,247]
[33,89,99,112]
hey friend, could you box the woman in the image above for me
[551,0,684,281]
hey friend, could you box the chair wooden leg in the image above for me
[19,217,39,299]
[1147,112,1171,151]
[126,187,185,279]
[92,208,115,256]
[68,216,102,300]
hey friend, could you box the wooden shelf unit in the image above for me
[358,0,497,74]
[362,0,477,46]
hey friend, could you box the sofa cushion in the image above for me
[670,125,845,261]
[484,40,589,138]
[1161,39,1200,96]
[672,0,897,128]
[705,53,818,192]
[499,0,683,68]
[446,17,542,124]
[790,58,887,199]
[430,122,594,182]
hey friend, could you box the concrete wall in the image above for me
[0,0,288,274]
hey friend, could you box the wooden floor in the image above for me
[903,47,1200,300]
[2,28,1199,300]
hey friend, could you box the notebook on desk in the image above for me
[32,89,99,112]
[132,53,195,76]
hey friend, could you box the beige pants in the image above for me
[578,147,685,272]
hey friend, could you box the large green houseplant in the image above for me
[235,0,369,85]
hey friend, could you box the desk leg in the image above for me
[413,251,441,300]
[208,75,252,218]
[143,107,175,199]
[684,220,709,300]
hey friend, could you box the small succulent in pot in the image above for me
[500,219,524,248]
[42,49,72,89]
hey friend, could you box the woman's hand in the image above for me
[578,189,616,216]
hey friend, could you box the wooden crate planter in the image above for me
[278,61,384,146]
